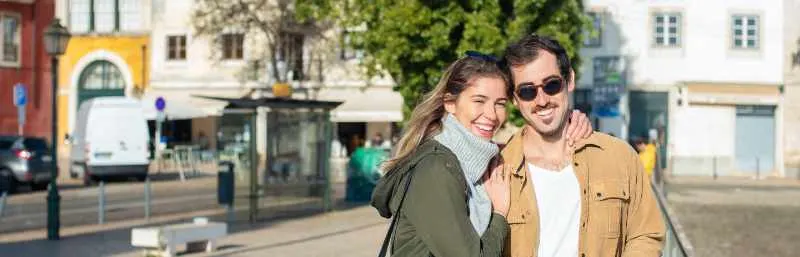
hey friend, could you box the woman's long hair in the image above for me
[382,56,512,174]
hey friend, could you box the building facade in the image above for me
[0,0,55,140]
[147,0,402,168]
[54,0,151,153]
[579,0,786,177]
[784,0,800,178]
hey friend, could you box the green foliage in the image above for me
[340,0,589,125]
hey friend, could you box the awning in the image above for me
[685,82,781,106]
[316,86,404,122]
[196,95,343,110]
[140,89,237,120]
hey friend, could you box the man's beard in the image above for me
[529,107,569,139]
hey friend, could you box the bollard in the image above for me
[0,191,7,218]
[713,156,718,180]
[225,204,234,224]
[144,178,151,220]
[756,157,761,180]
[98,181,105,224]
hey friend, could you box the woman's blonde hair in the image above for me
[382,55,512,174]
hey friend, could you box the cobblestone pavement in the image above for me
[666,178,800,257]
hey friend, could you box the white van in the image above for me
[69,97,150,185]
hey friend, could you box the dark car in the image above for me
[0,136,53,193]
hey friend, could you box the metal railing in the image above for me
[652,146,694,257]
[652,182,694,257]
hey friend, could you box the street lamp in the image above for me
[44,18,70,241]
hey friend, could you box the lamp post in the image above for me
[44,18,71,241]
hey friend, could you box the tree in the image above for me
[340,0,589,126]
[190,0,339,85]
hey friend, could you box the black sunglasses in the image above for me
[516,78,564,101]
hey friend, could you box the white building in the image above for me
[579,0,786,177]
[784,0,800,178]
[147,0,403,165]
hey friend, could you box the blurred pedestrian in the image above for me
[368,133,385,148]
[499,34,664,257]
[371,51,593,256]
[635,137,658,178]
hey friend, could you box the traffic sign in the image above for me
[155,96,166,111]
[13,83,26,106]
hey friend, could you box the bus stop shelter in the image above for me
[198,95,342,222]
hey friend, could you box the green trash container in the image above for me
[346,147,388,202]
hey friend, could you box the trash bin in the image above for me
[346,147,388,202]
[217,161,235,205]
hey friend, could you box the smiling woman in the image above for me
[443,77,508,140]
[370,53,516,257]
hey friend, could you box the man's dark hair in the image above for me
[502,34,572,84]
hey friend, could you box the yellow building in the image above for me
[55,0,151,152]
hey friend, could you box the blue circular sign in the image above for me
[155,97,166,111]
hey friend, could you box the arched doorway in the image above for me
[77,60,126,109]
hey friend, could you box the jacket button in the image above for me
[583,189,587,194]
[596,192,602,198]
[581,254,586,257]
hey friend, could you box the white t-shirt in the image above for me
[528,163,581,257]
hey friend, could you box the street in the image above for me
[0,204,388,257]
[0,172,221,234]
[0,167,346,237]
[666,178,800,257]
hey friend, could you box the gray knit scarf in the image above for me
[434,114,499,235]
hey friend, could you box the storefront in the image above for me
[670,83,783,177]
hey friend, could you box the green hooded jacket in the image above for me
[371,140,509,257]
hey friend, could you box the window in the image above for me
[653,12,681,47]
[340,31,364,60]
[69,0,141,33]
[93,0,115,33]
[732,15,759,49]
[1,14,21,66]
[79,61,125,90]
[221,34,244,60]
[119,0,142,31]
[584,12,602,47]
[69,0,91,33]
[278,32,305,80]
[167,35,187,60]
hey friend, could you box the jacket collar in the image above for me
[501,128,605,177]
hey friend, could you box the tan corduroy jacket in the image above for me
[500,131,665,257]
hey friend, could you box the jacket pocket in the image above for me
[506,210,529,225]
[590,181,630,238]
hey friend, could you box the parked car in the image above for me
[70,97,151,185]
[0,136,53,193]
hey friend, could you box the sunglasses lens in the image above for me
[543,80,563,95]
[517,86,537,101]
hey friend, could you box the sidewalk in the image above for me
[0,204,389,257]
[666,175,800,188]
